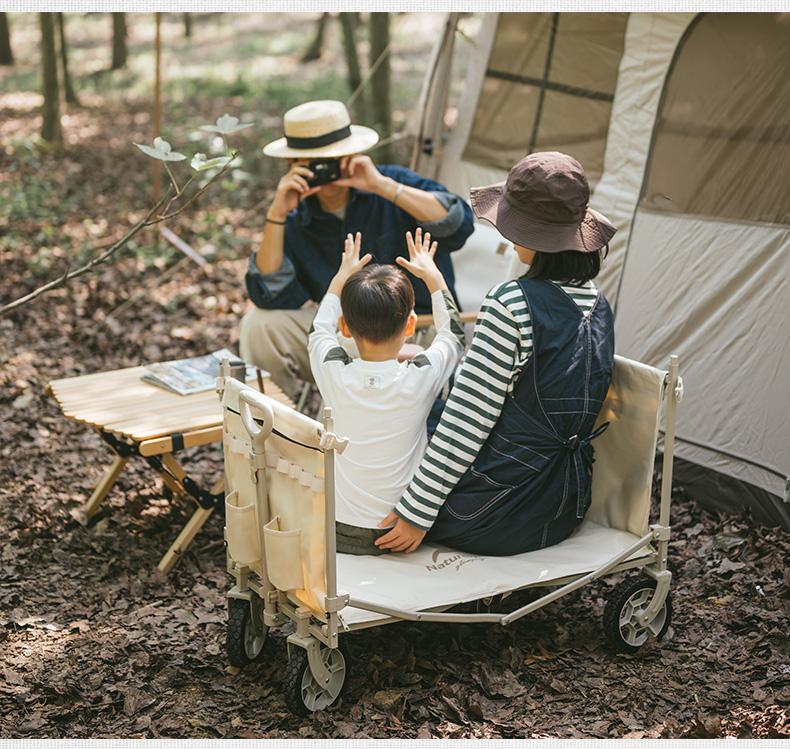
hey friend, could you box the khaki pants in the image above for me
[335,522,390,556]
[239,308,316,398]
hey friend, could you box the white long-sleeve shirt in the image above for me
[308,289,465,528]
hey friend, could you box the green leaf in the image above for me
[200,114,254,135]
[190,153,233,172]
[134,137,187,162]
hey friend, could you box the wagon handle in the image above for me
[238,389,274,453]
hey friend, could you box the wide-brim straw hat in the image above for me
[470,152,617,253]
[263,100,379,159]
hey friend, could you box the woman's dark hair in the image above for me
[340,264,414,344]
[523,245,609,285]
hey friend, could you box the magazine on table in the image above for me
[141,348,265,395]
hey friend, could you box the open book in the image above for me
[142,348,265,395]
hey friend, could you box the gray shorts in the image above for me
[336,522,390,556]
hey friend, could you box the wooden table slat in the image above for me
[49,368,291,442]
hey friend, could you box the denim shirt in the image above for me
[245,165,474,315]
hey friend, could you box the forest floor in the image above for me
[1,11,789,740]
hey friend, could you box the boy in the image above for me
[307,228,465,555]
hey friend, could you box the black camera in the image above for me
[306,159,342,187]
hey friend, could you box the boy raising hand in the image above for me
[308,229,466,555]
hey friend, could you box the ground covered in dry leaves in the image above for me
[2,12,789,740]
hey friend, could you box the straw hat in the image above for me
[263,100,379,159]
[470,152,616,253]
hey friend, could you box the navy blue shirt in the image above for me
[245,165,474,315]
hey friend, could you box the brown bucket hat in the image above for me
[470,152,616,253]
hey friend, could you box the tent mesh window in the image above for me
[462,12,628,187]
[643,13,790,225]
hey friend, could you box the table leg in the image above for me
[157,505,214,573]
[155,455,226,572]
[78,454,130,525]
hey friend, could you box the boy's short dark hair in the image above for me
[340,264,414,344]
[523,245,609,285]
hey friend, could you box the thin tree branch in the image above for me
[0,152,238,316]
[0,195,168,315]
[152,152,238,223]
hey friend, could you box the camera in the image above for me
[306,159,342,187]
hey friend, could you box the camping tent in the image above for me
[410,12,790,528]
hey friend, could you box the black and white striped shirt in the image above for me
[394,279,599,530]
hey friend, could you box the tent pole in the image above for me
[529,12,559,155]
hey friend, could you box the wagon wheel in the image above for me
[283,639,350,716]
[226,596,268,667]
[604,576,672,655]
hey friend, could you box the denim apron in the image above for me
[426,279,614,556]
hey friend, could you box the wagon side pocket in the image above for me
[225,490,260,566]
[263,516,304,591]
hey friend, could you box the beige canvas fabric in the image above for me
[614,212,790,502]
[588,355,666,537]
[222,378,329,614]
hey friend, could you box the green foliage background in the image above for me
[0,12,475,285]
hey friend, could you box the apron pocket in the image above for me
[443,469,515,520]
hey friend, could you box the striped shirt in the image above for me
[394,279,599,531]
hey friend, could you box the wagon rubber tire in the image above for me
[604,576,672,655]
[226,597,268,668]
[283,639,350,716]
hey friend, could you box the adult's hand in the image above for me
[334,154,387,195]
[267,163,322,221]
[256,164,323,275]
[336,155,449,224]
[376,512,427,553]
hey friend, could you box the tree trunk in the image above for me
[152,12,163,203]
[340,12,366,121]
[57,13,79,105]
[369,12,392,163]
[183,12,191,38]
[111,12,127,69]
[301,11,329,63]
[40,13,63,145]
[0,12,13,66]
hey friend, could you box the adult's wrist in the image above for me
[266,211,287,225]
[378,176,402,203]
[391,181,405,206]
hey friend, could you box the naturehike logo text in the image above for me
[426,550,483,572]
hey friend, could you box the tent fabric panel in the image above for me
[486,12,553,80]
[461,75,542,168]
[591,12,695,305]
[613,210,790,500]
[670,457,790,531]
[430,13,500,187]
[643,13,790,225]
[532,90,613,184]
[409,13,460,181]
[541,12,627,95]
[461,12,626,180]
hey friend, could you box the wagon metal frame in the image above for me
[218,354,682,715]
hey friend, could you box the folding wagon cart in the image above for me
[217,354,682,715]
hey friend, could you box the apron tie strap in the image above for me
[566,421,610,517]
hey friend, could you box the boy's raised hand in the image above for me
[396,228,447,294]
[327,232,372,297]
